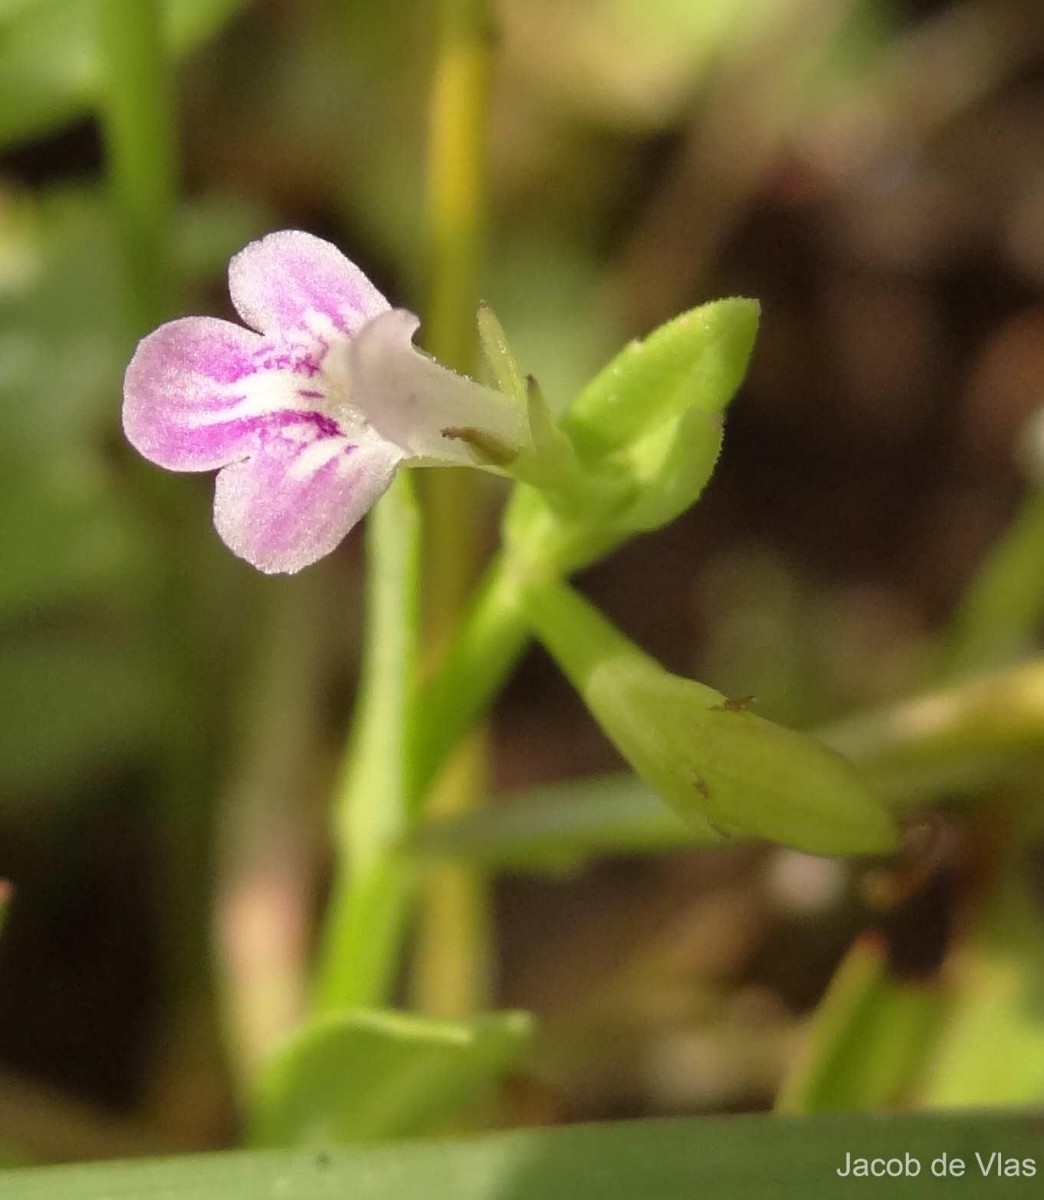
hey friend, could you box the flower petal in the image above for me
[124,316,267,470]
[123,316,344,472]
[229,231,389,341]
[346,309,529,466]
[212,425,400,574]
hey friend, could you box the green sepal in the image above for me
[478,303,621,517]
[477,302,526,403]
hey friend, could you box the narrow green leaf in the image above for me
[922,862,1044,1107]
[414,773,708,871]
[3,1111,1043,1198]
[250,1009,532,1147]
[777,937,943,1114]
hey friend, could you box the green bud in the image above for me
[523,577,900,857]
[604,400,724,535]
[565,297,760,460]
[501,298,759,573]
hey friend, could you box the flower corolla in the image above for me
[123,231,524,573]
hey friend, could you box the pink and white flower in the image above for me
[123,230,525,573]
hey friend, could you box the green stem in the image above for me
[95,0,175,330]
[312,475,420,1013]
[410,0,496,1019]
[409,556,525,805]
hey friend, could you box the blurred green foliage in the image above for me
[0,185,267,809]
[0,0,248,147]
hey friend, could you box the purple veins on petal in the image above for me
[251,341,325,377]
[260,410,343,439]
[213,430,400,575]
[123,315,345,473]
[123,316,270,471]
[122,228,499,573]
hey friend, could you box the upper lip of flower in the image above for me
[122,230,527,575]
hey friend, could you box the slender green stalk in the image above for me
[313,475,421,1012]
[95,0,175,330]
[310,0,497,1024]
[409,557,525,805]
[410,0,496,1018]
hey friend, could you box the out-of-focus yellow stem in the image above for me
[422,0,492,651]
[412,0,496,1019]
[425,0,491,377]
